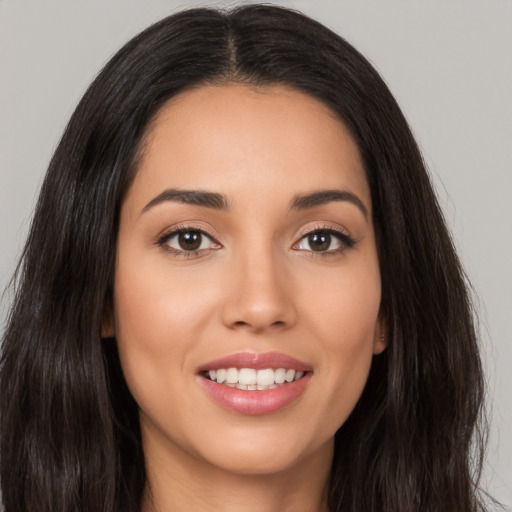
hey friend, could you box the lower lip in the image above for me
[199,374,311,415]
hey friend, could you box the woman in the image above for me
[0,5,491,511]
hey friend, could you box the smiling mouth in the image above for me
[202,367,306,390]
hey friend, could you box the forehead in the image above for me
[126,83,370,213]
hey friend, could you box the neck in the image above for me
[140,429,332,512]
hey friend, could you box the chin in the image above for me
[189,425,332,477]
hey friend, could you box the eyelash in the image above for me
[156,224,219,259]
[155,224,356,258]
[293,225,356,257]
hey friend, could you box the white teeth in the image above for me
[257,368,275,386]
[238,368,257,386]
[226,368,238,384]
[207,367,305,389]
[274,368,286,384]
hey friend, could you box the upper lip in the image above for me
[197,352,312,372]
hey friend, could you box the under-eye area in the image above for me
[202,367,308,390]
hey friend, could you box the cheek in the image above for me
[114,251,217,346]
[111,252,211,408]
[111,241,234,419]
[300,255,381,349]
[298,261,381,427]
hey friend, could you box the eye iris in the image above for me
[308,231,331,251]
[178,231,202,251]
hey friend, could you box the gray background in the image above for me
[1,0,510,506]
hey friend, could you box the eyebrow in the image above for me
[141,189,229,214]
[291,190,368,218]
[141,187,368,218]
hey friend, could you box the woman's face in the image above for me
[110,84,385,477]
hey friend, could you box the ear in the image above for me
[373,312,388,354]
[101,297,116,338]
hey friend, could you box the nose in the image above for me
[221,246,297,334]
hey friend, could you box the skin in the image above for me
[107,84,385,512]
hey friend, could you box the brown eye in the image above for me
[178,231,202,251]
[160,228,220,254]
[294,228,353,254]
[307,231,331,252]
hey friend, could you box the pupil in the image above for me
[178,231,202,251]
[308,232,331,251]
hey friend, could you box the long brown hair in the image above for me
[1,5,491,511]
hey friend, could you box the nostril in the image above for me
[230,319,287,332]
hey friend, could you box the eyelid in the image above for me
[295,223,351,241]
[155,223,222,256]
[292,224,356,254]
[153,222,355,258]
